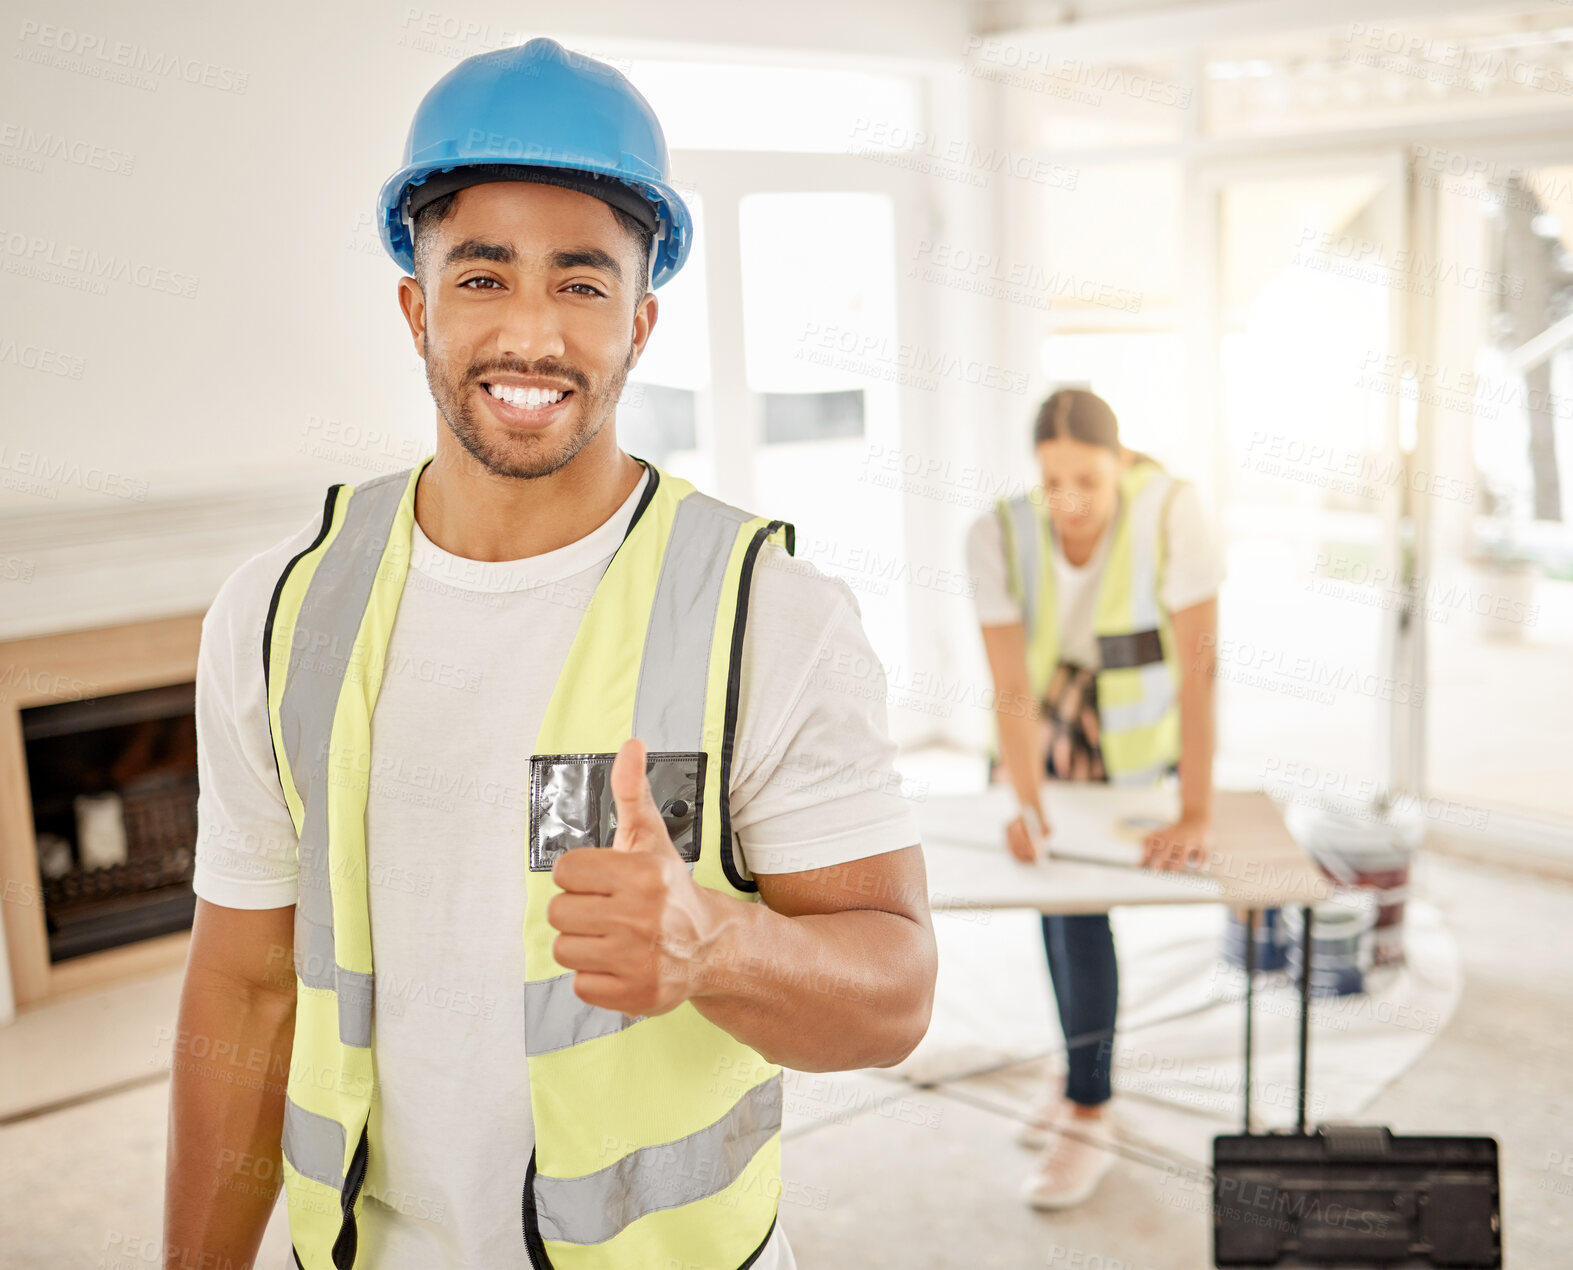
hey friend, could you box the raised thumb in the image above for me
[608,737,674,853]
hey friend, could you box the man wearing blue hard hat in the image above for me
[165,36,937,1270]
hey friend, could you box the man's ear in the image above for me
[398,275,427,360]
[628,291,659,371]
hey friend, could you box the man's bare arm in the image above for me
[688,844,937,1072]
[163,899,297,1270]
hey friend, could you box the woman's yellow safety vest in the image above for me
[263,454,794,1270]
[990,460,1182,785]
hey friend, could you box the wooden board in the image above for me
[918,783,1332,915]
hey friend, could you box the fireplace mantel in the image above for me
[0,477,325,644]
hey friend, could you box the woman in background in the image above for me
[965,387,1223,1209]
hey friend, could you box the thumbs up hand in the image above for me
[547,738,722,1017]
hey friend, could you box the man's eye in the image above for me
[565,283,605,296]
[460,276,501,289]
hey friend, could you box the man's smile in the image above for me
[477,376,576,428]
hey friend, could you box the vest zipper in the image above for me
[738,1212,778,1269]
[521,1147,553,1269]
[330,1122,370,1269]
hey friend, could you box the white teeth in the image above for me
[487,384,565,408]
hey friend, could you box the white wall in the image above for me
[1,0,970,510]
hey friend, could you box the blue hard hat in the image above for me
[377,38,692,288]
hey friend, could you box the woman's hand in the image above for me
[1140,815,1211,872]
[1005,805,1050,863]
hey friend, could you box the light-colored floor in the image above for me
[783,847,1573,1267]
[1,850,1567,1267]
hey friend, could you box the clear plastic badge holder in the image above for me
[528,751,706,871]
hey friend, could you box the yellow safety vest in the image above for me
[263,454,794,1270]
[989,461,1182,785]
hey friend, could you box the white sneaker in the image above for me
[1016,1081,1069,1150]
[1020,1111,1118,1210]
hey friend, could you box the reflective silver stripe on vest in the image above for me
[295,909,335,994]
[533,1072,782,1246]
[1100,663,1177,731]
[279,467,409,1046]
[1099,474,1176,765]
[631,491,752,752]
[1004,496,1039,631]
[292,912,374,1047]
[524,973,645,1056]
[1123,473,1171,631]
[337,968,375,1048]
[282,1096,346,1190]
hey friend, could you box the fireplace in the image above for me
[24,682,199,962]
[0,612,204,1008]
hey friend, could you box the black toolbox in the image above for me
[1212,909,1501,1267]
[1213,1125,1500,1266]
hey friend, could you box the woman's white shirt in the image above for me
[963,480,1225,669]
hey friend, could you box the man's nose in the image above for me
[496,284,568,363]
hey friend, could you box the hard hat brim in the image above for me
[378,158,692,289]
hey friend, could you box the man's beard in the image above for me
[424,335,635,480]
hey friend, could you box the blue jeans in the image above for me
[1040,913,1118,1107]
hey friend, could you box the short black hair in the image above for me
[410,186,653,296]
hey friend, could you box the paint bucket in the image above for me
[1223,907,1287,971]
[1285,802,1423,967]
[1284,892,1377,997]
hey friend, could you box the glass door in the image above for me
[1415,149,1573,836]
[1198,154,1411,805]
[671,148,933,708]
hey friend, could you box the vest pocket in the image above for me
[529,751,706,871]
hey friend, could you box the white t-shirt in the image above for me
[963,480,1224,665]
[193,464,922,1269]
